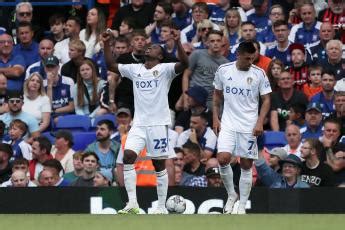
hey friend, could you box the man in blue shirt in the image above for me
[310,69,336,119]
[12,22,39,67]
[300,102,323,140]
[0,33,25,91]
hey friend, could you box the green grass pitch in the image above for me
[1,214,344,230]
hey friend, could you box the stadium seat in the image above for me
[41,132,56,144]
[72,132,96,151]
[263,131,287,149]
[55,115,91,132]
[92,114,117,128]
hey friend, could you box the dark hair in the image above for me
[115,35,130,46]
[241,21,255,28]
[206,30,223,40]
[273,20,289,29]
[82,152,100,163]
[49,13,66,26]
[304,138,324,158]
[157,2,173,15]
[191,111,208,123]
[321,69,336,79]
[289,103,306,119]
[182,141,201,157]
[130,29,148,39]
[42,159,64,175]
[122,17,137,30]
[13,158,29,166]
[192,2,209,15]
[97,119,115,131]
[55,130,74,148]
[237,41,256,54]
[324,117,342,133]
[0,143,13,158]
[33,136,52,154]
[0,120,5,137]
[67,15,82,27]
[16,21,33,31]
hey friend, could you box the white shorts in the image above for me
[217,128,258,160]
[125,125,172,159]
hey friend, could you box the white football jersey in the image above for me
[213,62,272,133]
[118,63,177,126]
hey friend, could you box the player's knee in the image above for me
[240,158,253,170]
[152,159,166,172]
[123,150,137,164]
[217,152,231,166]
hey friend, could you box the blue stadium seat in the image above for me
[92,114,117,128]
[263,131,287,149]
[72,132,96,151]
[55,115,91,132]
[41,132,55,144]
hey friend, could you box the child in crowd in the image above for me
[5,119,32,162]
[287,103,306,128]
[303,65,322,100]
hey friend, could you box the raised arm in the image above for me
[101,32,120,74]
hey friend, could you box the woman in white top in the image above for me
[22,73,51,132]
[73,59,107,118]
[79,7,106,58]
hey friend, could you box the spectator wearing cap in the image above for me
[71,152,99,187]
[93,169,113,187]
[300,138,335,187]
[85,120,120,175]
[288,2,322,47]
[42,159,70,186]
[182,30,228,110]
[12,22,39,68]
[205,167,223,187]
[255,153,310,188]
[270,70,308,131]
[268,147,288,173]
[0,73,8,114]
[287,43,310,91]
[0,33,25,91]
[246,0,270,43]
[51,130,75,174]
[310,69,336,119]
[0,90,40,140]
[175,85,213,134]
[29,136,53,182]
[45,55,75,123]
[300,102,324,140]
[177,112,217,163]
[111,107,132,142]
[0,143,13,184]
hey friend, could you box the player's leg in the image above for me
[237,158,253,214]
[152,158,169,214]
[217,152,238,213]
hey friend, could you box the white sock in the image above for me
[156,169,168,209]
[239,168,253,208]
[123,164,137,205]
[219,164,236,196]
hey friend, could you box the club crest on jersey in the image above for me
[247,77,253,85]
[152,70,159,78]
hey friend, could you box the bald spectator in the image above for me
[309,22,335,62]
[38,169,54,186]
[283,124,303,158]
[1,158,36,187]
[10,170,30,187]
[0,33,25,91]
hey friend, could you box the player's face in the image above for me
[273,25,289,42]
[18,26,34,45]
[236,52,255,70]
[0,34,14,56]
[39,40,54,59]
[241,25,256,40]
[79,63,93,80]
[207,33,222,53]
[144,44,163,60]
[323,122,341,141]
[300,5,315,24]
[326,43,341,60]
[96,124,112,141]
[291,49,305,67]
[82,156,98,173]
[319,23,334,41]
[93,172,109,187]
[305,110,322,127]
[9,125,24,140]
[285,126,301,148]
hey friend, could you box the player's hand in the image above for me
[101,31,111,43]
[189,128,198,143]
[213,117,221,136]
[171,29,181,42]
[253,122,264,136]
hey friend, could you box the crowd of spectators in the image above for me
[0,0,344,188]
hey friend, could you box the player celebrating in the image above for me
[213,41,271,214]
[102,30,188,214]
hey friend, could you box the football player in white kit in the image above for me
[213,41,271,214]
[102,29,188,214]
